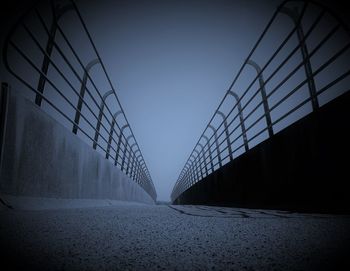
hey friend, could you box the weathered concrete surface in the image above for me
[0,194,148,211]
[174,91,350,213]
[0,90,154,204]
[0,204,349,271]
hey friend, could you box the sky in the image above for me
[77,0,280,201]
[1,0,349,202]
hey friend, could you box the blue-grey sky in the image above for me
[77,0,281,201]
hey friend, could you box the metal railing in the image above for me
[2,0,157,200]
[171,0,350,202]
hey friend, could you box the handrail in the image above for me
[93,89,114,149]
[171,0,350,202]
[2,0,156,200]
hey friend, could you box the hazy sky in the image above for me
[76,0,281,201]
[1,0,348,202]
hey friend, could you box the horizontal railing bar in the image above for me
[69,0,153,183]
[268,43,350,107]
[175,9,322,185]
[9,40,141,175]
[5,81,147,183]
[55,24,136,159]
[3,0,156,198]
[172,1,350,198]
[176,3,310,182]
[57,17,152,188]
[181,75,347,192]
[20,23,132,157]
[3,64,118,162]
[175,72,350,197]
[174,0,307,191]
[178,20,341,184]
[266,26,342,101]
[34,8,149,183]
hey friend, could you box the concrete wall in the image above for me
[174,91,350,214]
[0,89,154,204]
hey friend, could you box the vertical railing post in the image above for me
[134,161,140,183]
[185,166,193,187]
[140,163,147,185]
[134,160,139,183]
[106,111,122,159]
[72,58,100,134]
[178,167,186,183]
[127,150,134,178]
[93,90,113,149]
[140,169,145,187]
[190,156,200,183]
[208,125,222,167]
[138,159,144,184]
[121,137,128,171]
[217,110,233,160]
[198,143,208,176]
[129,143,137,179]
[140,161,147,177]
[115,124,129,167]
[105,118,115,159]
[188,165,194,186]
[139,169,143,185]
[135,154,142,183]
[130,152,136,179]
[133,150,141,180]
[126,148,132,177]
[247,59,274,137]
[203,135,214,173]
[122,135,133,173]
[228,91,249,152]
[184,164,193,186]
[127,152,132,178]
[36,2,73,106]
[280,6,319,111]
[179,163,188,188]
[185,172,191,188]
[183,165,189,186]
[193,149,203,180]
[137,163,142,182]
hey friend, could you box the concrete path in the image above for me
[1,203,350,271]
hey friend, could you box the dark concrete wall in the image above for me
[174,91,350,214]
[0,89,155,204]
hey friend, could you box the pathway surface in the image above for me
[1,202,350,270]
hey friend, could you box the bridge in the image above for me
[0,0,349,270]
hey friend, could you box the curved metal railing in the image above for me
[2,0,157,200]
[171,0,350,202]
